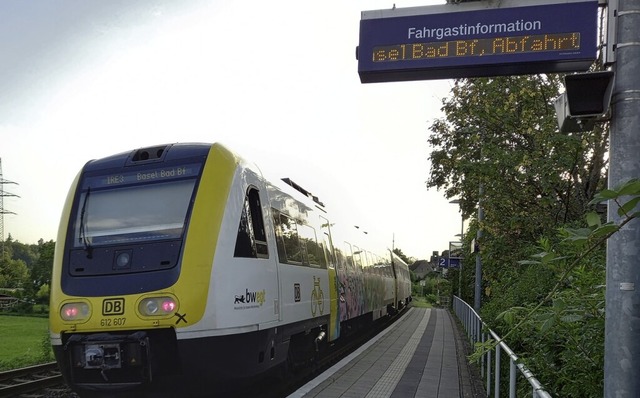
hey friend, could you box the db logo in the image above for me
[102,298,125,316]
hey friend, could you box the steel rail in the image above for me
[0,362,64,398]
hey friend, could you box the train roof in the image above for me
[83,143,214,171]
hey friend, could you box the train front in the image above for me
[49,143,235,396]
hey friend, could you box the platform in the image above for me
[288,307,483,398]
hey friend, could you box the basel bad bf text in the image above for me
[373,32,580,62]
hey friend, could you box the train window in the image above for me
[343,242,354,269]
[363,251,373,268]
[273,211,286,263]
[234,187,268,259]
[298,224,325,268]
[334,247,345,269]
[276,213,303,264]
[322,233,333,268]
[272,211,327,268]
[74,179,195,247]
[352,246,363,269]
[385,265,393,277]
[320,216,334,268]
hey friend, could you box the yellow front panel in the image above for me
[50,144,238,335]
[169,144,237,327]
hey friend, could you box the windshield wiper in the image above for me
[79,187,93,259]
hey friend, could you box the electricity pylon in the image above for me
[0,158,19,257]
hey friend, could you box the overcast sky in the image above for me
[1,0,462,260]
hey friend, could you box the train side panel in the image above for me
[177,163,279,337]
[266,181,332,331]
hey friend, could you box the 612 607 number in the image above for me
[100,318,126,327]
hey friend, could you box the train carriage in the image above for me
[391,252,412,311]
[49,143,410,397]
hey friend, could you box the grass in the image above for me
[0,314,52,371]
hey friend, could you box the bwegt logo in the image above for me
[234,289,266,306]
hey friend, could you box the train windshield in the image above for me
[74,179,196,247]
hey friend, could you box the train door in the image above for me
[390,250,400,310]
[218,170,280,329]
[320,216,340,341]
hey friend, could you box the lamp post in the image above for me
[475,185,483,312]
[448,191,483,313]
[449,200,464,298]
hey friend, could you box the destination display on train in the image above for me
[358,1,598,83]
[83,163,202,189]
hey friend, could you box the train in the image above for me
[49,142,412,397]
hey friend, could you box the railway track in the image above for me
[0,362,68,398]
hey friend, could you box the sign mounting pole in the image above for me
[604,0,640,395]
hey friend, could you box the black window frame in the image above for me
[233,186,269,259]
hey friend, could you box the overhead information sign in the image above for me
[357,0,598,83]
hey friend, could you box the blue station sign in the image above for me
[357,0,598,83]
[438,257,461,269]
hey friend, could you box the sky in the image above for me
[0,0,462,261]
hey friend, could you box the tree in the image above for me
[392,248,411,264]
[427,75,608,310]
[427,75,610,397]
[36,283,50,304]
[0,254,29,289]
[30,240,55,291]
[4,239,39,267]
[0,238,55,302]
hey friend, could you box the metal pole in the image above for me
[605,0,640,396]
[475,183,483,312]
[449,199,464,298]
[510,359,516,398]
[495,344,501,398]
[459,213,464,297]
[486,344,492,397]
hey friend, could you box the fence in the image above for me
[0,295,19,310]
[453,296,552,398]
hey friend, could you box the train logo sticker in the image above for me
[311,276,324,317]
[233,288,266,310]
[102,298,125,316]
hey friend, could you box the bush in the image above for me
[10,301,34,314]
[424,294,438,304]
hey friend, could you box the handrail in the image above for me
[453,296,552,398]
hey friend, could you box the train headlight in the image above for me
[114,250,132,269]
[145,300,159,315]
[60,302,91,322]
[138,296,178,317]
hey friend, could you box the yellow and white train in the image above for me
[49,143,411,397]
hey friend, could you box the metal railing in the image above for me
[453,296,552,398]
